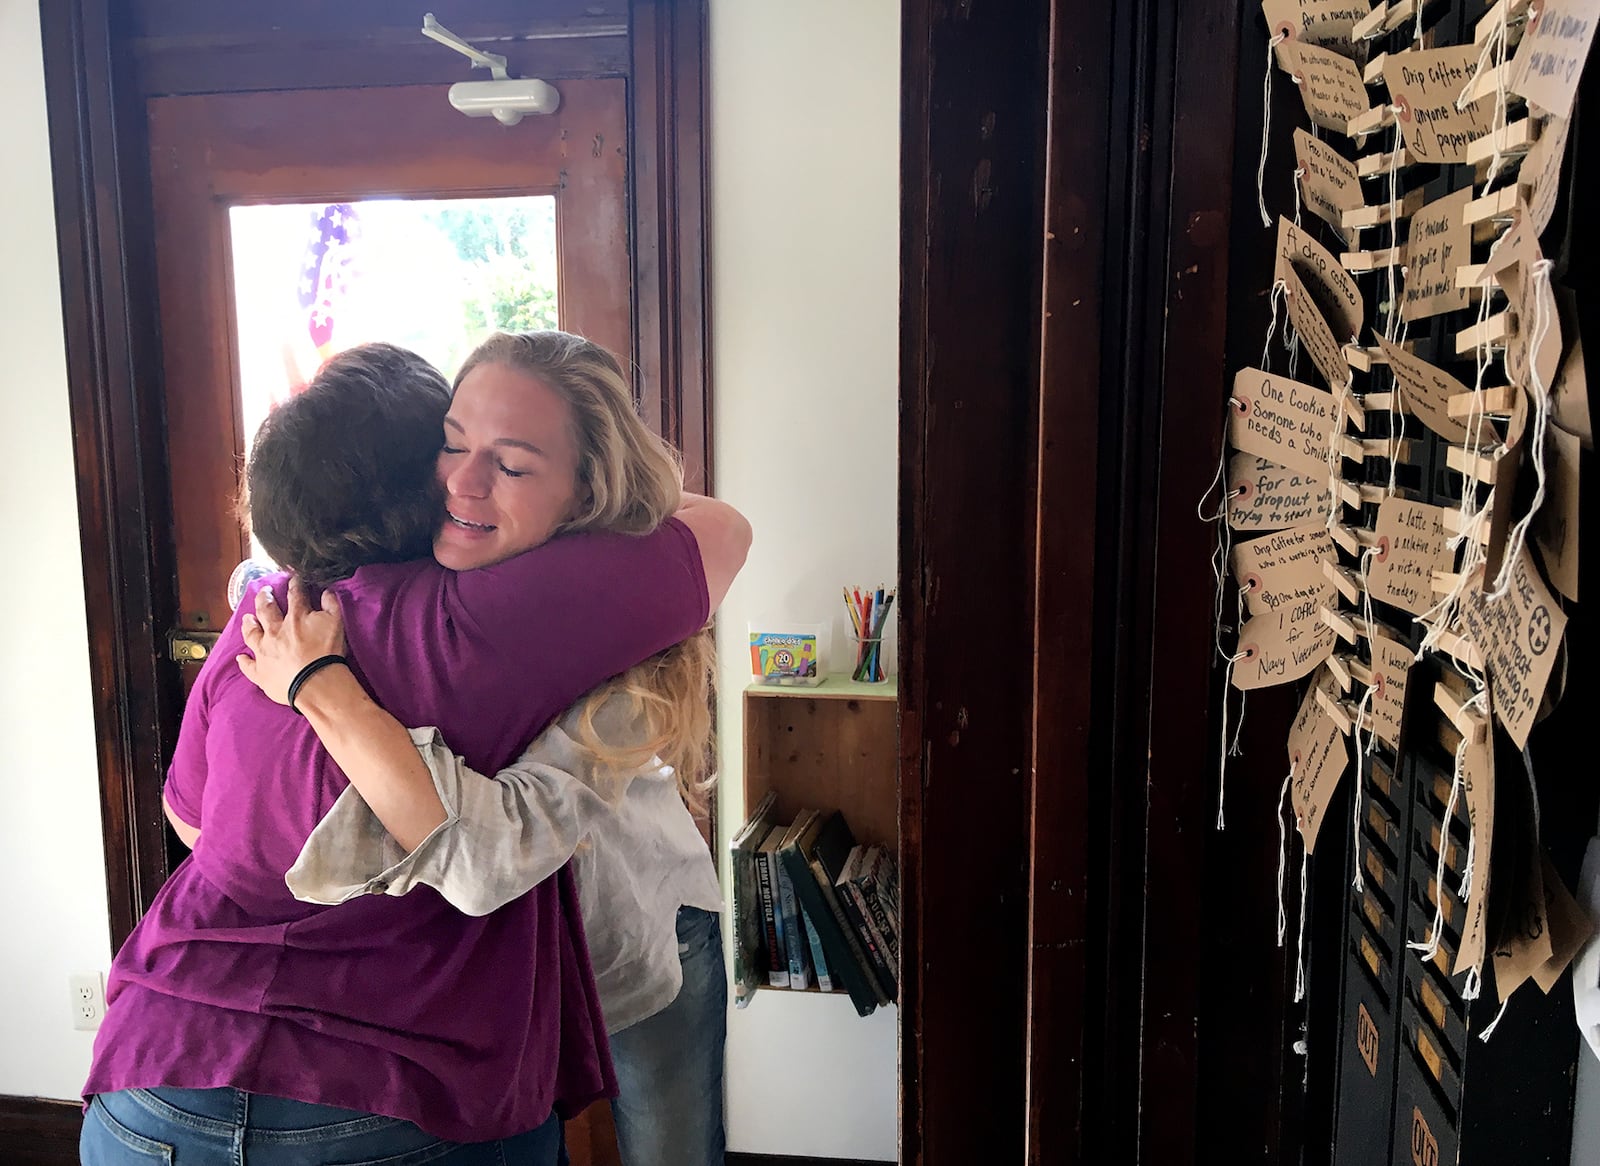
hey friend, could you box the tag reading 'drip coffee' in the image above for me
[1233,524,1336,617]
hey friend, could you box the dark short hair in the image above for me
[245,343,451,584]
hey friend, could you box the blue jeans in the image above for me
[608,906,727,1166]
[80,1086,564,1165]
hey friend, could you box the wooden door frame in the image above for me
[38,0,711,955]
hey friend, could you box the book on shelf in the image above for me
[775,816,816,989]
[836,845,897,999]
[728,791,777,1007]
[800,904,834,992]
[779,809,886,1016]
[757,823,791,988]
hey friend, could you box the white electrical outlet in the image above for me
[69,972,106,1031]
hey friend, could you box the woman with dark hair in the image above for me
[79,341,751,1165]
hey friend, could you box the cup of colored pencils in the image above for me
[844,585,894,683]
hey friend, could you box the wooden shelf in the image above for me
[743,674,899,848]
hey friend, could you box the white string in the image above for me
[1386,380,1407,496]
[1262,279,1287,371]
[1295,849,1311,1002]
[1383,123,1405,343]
[1408,721,1472,961]
[1325,393,1349,532]
[1479,996,1510,1041]
[1463,964,1482,1000]
[1415,0,1426,40]
[1277,762,1296,945]
[1292,166,1305,228]
[1350,686,1375,893]
[1229,587,1250,756]
[1258,33,1288,228]
[1485,259,1556,599]
[1458,5,1512,184]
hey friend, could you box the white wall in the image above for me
[0,0,115,1101]
[709,2,901,1160]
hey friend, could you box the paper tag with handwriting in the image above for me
[1493,835,1554,1001]
[1293,129,1362,242]
[1485,385,1532,584]
[1234,524,1336,616]
[1262,0,1373,63]
[1368,498,1454,615]
[1289,672,1349,852]
[1553,329,1591,448]
[1401,186,1472,322]
[1457,549,1569,749]
[1510,0,1600,120]
[1376,335,1483,443]
[1526,114,1573,237]
[1228,453,1334,531]
[1367,632,1413,749]
[1454,731,1495,977]
[1283,263,1351,391]
[1277,218,1364,345]
[1232,605,1337,691]
[1498,249,1564,396]
[1535,422,1581,603]
[1289,41,1372,135]
[1385,45,1493,165]
[1230,367,1339,477]
[1532,857,1597,991]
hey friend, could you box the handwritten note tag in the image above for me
[1532,857,1597,991]
[1376,335,1482,443]
[1289,673,1349,852]
[1457,549,1569,748]
[1510,0,1600,119]
[1234,524,1336,616]
[1276,218,1364,344]
[1230,367,1339,476]
[1233,604,1337,690]
[1289,41,1372,135]
[1553,329,1591,447]
[1498,248,1564,396]
[1228,453,1335,531]
[1367,632,1413,749]
[1293,129,1362,242]
[1535,422,1581,602]
[1369,498,1454,615]
[1283,263,1351,391]
[1385,45,1493,165]
[1494,836,1555,1001]
[1526,114,1573,237]
[1401,186,1473,322]
[1454,731,1495,977]
[1262,0,1373,63]
[1486,385,1532,584]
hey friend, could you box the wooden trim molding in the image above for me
[0,1096,83,1165]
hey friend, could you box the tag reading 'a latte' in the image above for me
[1384,45,1493,165]
[1233,523,1336,617]
[1401,186,1473,323]
[1368,498,1454,616]
[1227,453,1335,532]
[1230,367,1339,477]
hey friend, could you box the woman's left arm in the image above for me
[237,580,447,853]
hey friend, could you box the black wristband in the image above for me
[286,654,348,714]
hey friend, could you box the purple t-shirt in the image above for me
[84,520,708,1142]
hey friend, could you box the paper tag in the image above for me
[1262,0,1373,63]
[1533,856,1597,991]
[1534,422,1581,602]
[1228,453,1335,531]
[1234,523,1337,616]
[1289,41,1373,136]
[1457,549,1569,749]
[1494,840,1555,1001]
[1510,0,1600,120]
[1552,329,1592,448]
[1400,186,1473,323]
[1283,263,1351,391]
[1230,366,1340,477]
[1276,218,1365,345]
[1293,128,1362,242]
[1367,632,1413,749]
[1289,673,1349,852]
[1455,732,1496,977]
[1232,605,1337,690]
[1368,498,1454,615]
[1526,114,1573,237]
[1498,246,1564,395]
[1384,45,1494,165]
[1376,335,1484,443]
[1485,384,1532,584]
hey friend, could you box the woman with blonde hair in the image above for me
[240,330,738,1166]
